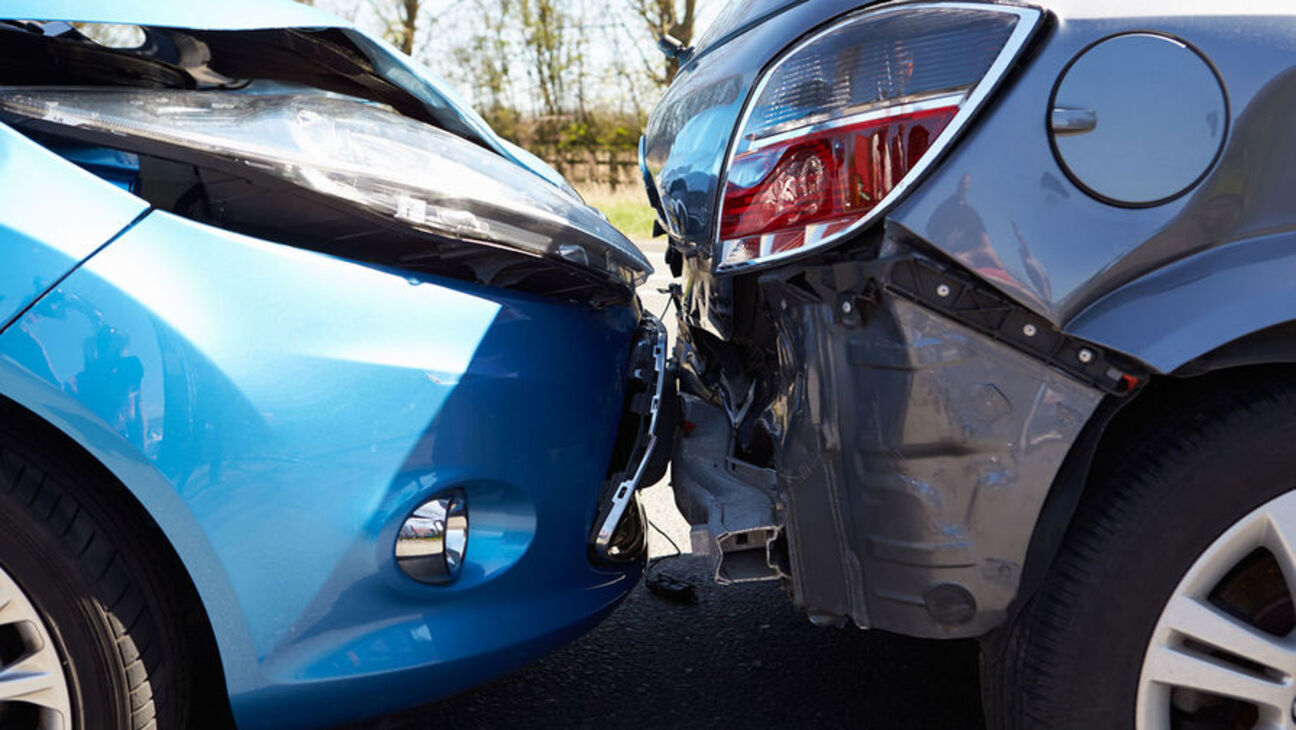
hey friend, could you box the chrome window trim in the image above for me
[713,1,1044,273]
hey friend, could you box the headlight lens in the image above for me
[717,3,1041,271]
[0,89,650,290]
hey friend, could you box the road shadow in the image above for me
[344,555,985,729]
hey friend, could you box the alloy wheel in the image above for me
[0,564,71,730]
[1138,490,1296,730]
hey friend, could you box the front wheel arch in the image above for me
[0,393,234,728]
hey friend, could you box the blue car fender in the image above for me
[0,122,147,329]
[0,209,641,727]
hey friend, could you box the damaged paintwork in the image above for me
[0,1,661,725]
[672,241,1102,636]
[0,89,648,301]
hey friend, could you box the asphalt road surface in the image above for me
[343,239,986,729]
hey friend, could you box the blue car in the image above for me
[0,2,666,728]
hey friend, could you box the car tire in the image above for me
[982,373,1296,730]
[0,430,190,729]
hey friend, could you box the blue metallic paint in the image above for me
[7,0,345,30]
[0,209,641,728]
[0,122,147,329]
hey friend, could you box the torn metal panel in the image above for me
[671,393,787,584]
[827,295,1099,636]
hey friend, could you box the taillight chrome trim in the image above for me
[713,1,1044,273]
[745,90,969,152]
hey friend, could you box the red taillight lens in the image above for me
[715,4,1040,271]
[720,101,960,261]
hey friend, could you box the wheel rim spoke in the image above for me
[1161,593,1296,676]
[0,664,65,707]
[1265,502,1296,597]
[0,590,24,627]
[1144,640,1290,714]
[0,567,72,728]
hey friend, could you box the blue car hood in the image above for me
[10,0,344,30]
[12,0,573,193]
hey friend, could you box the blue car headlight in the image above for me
[0,87,650,298]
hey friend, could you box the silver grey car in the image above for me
[643,1,1296,727]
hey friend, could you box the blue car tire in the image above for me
[0,415,209,730]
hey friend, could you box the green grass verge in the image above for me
[578,184,657,241]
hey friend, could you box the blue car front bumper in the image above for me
[0,208,647,728]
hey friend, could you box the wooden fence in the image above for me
[532,147,641,189]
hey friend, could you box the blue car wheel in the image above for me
[0,413,222,730]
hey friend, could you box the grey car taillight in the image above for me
[716,2,1042,271]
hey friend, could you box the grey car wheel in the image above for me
[1138,491,1296,730]
[0,422,199,730]
[983,373,1296,730]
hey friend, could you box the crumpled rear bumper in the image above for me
[671,254,1105,638]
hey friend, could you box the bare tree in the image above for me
[517,0,577,117]
[296,0,361,22]
[628,0,697,86]
[452,0,518,117]
[372,0,424,56]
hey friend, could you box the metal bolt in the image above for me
[1022,323,1037,337]
[936,284,951,298]
[1078,348,1094,364]
[841,300,853,314]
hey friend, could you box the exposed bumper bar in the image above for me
[671,393,788,584]
[592,313,669,559]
